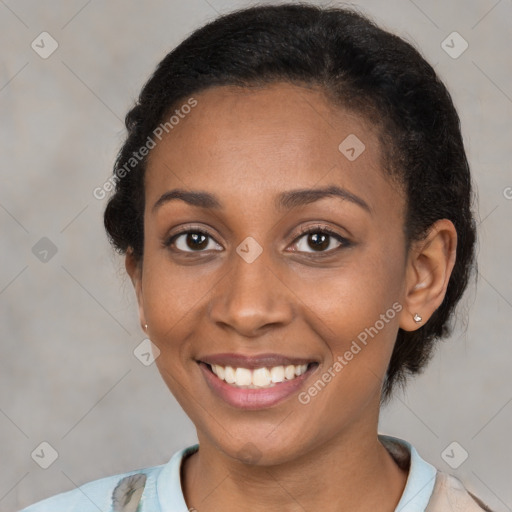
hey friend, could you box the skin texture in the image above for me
[126,82,457,512]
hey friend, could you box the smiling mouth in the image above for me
[202,362,319,389]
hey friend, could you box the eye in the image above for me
[163,224,350,255]
[164,227,223,253]
[291,225,350,254]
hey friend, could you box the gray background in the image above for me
[1,0,511,511]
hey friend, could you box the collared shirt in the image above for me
[17,435,449,512]
[381,435,437,512]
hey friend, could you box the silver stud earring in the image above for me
[144,324,148,331]
[413,313,422,323]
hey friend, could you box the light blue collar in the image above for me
[156,435,436,511]
[156,444,198,511]
[380,434,437,512]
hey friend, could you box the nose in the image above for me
[208,246,294,338]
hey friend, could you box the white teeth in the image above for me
[208,362,311,388]
[224,366,236,384]
[295,364,307,376]
[215,365,225,380]
[252,368,271,387]
[235,367,252,386]
[284,365,296,380]
[270,366,285,383]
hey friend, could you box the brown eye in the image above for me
[304,232,330,251]
[183,232,208,251]
[293,227,350,254]
[165,229,223,253]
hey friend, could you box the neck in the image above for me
[182,423,408,512]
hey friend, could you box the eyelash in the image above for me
[163,224,351,255]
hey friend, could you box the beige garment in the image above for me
[112,438,494,511]
[425,472,494,512]
[383,436,493,511]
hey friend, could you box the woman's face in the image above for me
[131,82,411,464]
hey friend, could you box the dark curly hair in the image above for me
[103,3,477,401]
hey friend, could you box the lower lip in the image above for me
[199,362,317,410]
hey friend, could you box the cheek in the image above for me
[286,243,405,404]
[290,253,403,344]
[141,252,217,333]
[293,266,402,427]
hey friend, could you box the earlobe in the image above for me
[399,219,457,331]
[125,249,147,332]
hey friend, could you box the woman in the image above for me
[20,3,492,511]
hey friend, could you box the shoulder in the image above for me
[378,434,494,512]
[426,471,494,512]
[18,464,164,512]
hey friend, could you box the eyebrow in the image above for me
[152,185,371,214]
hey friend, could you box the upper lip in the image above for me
[198,353,317,369]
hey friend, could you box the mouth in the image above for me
[202,362,317,389]
[196,354,319,409]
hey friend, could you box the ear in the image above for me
[399,219,457,331]
[125,249,147,333]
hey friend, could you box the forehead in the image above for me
[145,82,402,219]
